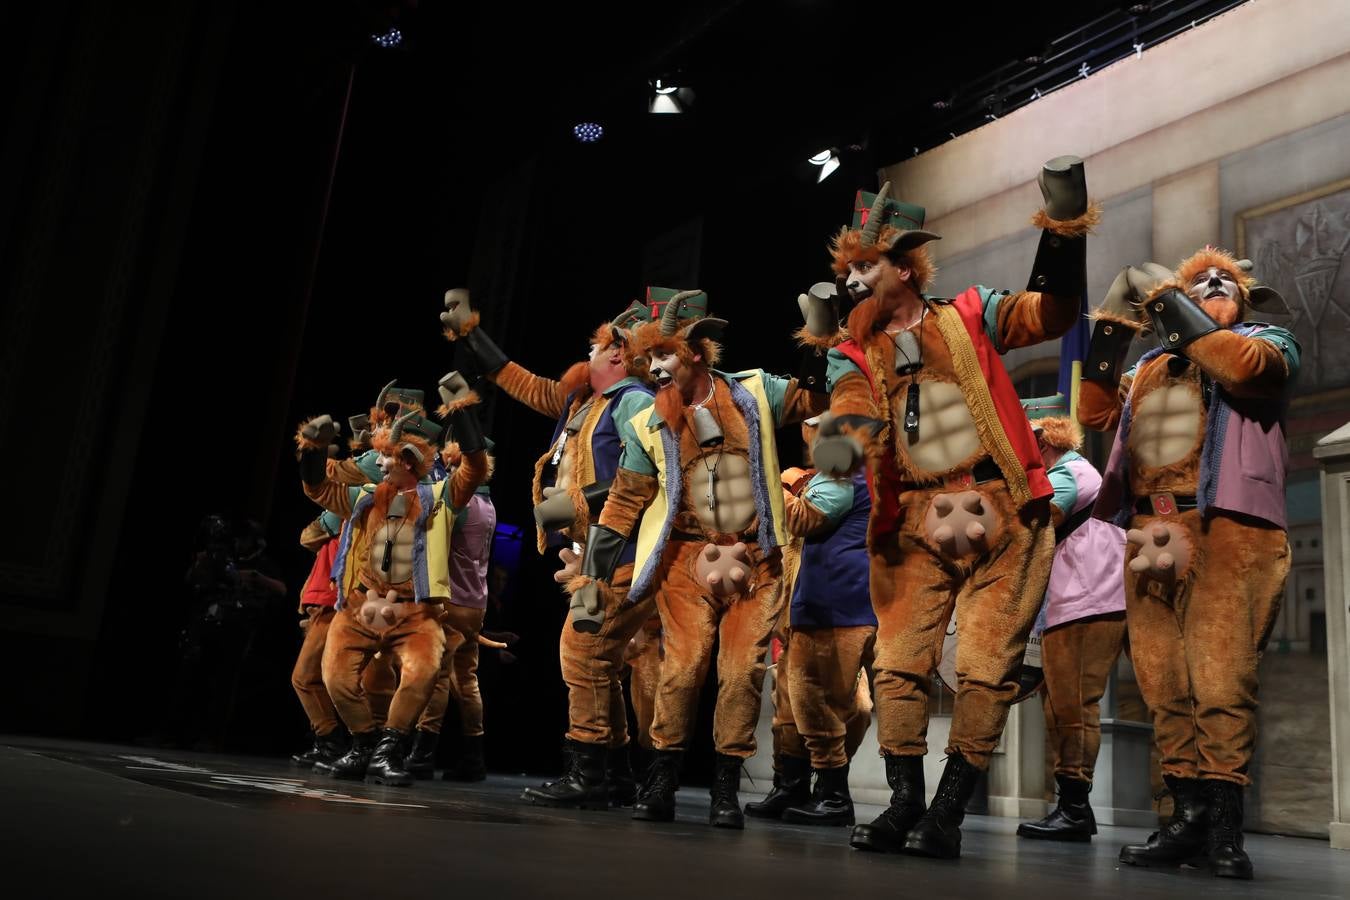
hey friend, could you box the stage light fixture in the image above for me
[808,149,840,183]
[372,27,403,49]
[573,122,604,143]
[649,77,687,114]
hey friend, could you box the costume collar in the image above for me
[601,375,645,397]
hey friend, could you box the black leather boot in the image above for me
[744,754,811,819]
[445,734,487,782]
[850,754,925,853]
[607,745,638,807]
[520,740,609,809]
[632,750,682,822]
[709,753,745,829]
[403,729,440,780]
[1119,775,1208,868]
[783,764,854,826]
[365,728,414,786]
[903,752,982,859]
[1017,775,1097,841]
[292,729,347,767]
[323,729,376,779]
[1203,780,1253,880]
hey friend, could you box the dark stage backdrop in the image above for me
[0,0,873,784]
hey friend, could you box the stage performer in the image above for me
[1079,249,1297,880]
[440,288,656,808]
[569,292,834,830]
[1013,395,1125,843]
[746,416,876,827]
[295,374,488,787]
[814,156,1097,859]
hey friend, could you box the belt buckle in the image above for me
[945,472,974,491]
[1149,492,1178,516]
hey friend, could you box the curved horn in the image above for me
[860,181,892,247]
[662,290,704,335]
[660,294,685,336]
[389,410,414,444]
[611,307,643,329]
[374,379,397,411]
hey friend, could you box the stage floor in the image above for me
[3,737,1346,898]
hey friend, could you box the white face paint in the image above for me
[845,259,883,302]
[1186,266,1239,303]
[649,350,682,389]
[1187,265,1242,327]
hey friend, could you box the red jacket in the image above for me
[301,540,339,608]
[835,286,1051,533]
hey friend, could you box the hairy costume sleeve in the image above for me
[328,449,382,486]
[489,361,567,419]
[448,450,490,510]
[763,371,829,426]
[303,478,362,519]
[1078,370,1134,432]
[596,467,660,539]
[1185,326,1300,400]
[783,473,852,537]
[978,284,1080,352]
[825,349,883,446]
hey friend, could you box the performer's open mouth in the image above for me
[849,285,872,303]
[654,371,673,388]
[1204,287,1227,300]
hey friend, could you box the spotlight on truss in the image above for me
[372,27,403,49]
[573,122,604,143]
[649,78,694,114]
[808,149,841,183]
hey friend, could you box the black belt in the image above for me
[898,458,1003,493]
[1133,494,1199,515]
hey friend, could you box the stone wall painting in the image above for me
[1238,178,1350,392]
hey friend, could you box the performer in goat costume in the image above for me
[1079,248,1297,880]
[441,289,656,807]
[817,157,1097,859]
[570,294,832,830]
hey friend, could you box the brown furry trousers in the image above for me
[626,617,663,749]
[773,625,876,769]
[292,606,394,734]
[649,538,785,758]
[1126,510,1288,785]
[1040,612,1127,782]
[416,604,486,736]
[871,488,1053,769]
[561,563,659,747]
[321,605,446,734]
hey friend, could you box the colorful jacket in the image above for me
[1096,323,1299,530]
[330,478,458,606]
[791,471,876,628]
[1044,451,1124,629]
[448,492,497,609]
[827,286,1053,536]
[622,369,790,601]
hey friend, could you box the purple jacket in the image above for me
[1095,323,1299,530]
[1045,453,1125,629]
[449,493,496,609]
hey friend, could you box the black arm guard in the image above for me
[298,449,328,487]
[581,479,613,515]
[1026,230,1087,298]
[1145,288,1219,352]
[797,347,830,393]
[580,524,627,582]
[1082,319,1135,386]
[445,407,486,455]
[462,327,509,376]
